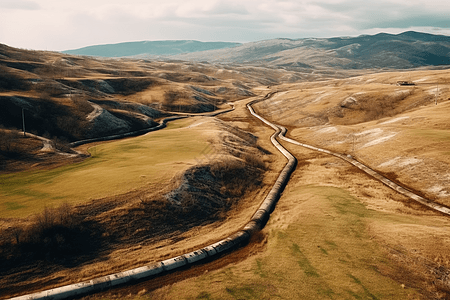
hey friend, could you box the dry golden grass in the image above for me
[3,43,450,300]
[255,68,450,207]
[91,136,450,300]
[139,187,425,300]
[0,110,281,299]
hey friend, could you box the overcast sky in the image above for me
[1,0,449,51]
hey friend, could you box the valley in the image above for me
[1,32,450,300]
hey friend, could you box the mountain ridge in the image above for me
[62,40,242,57]
[61,31,450,70]
[170,31,450,70]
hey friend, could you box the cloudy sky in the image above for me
[1,0,449,51]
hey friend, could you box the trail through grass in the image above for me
[0,118,208,218]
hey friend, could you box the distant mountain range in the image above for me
[172,31,450,70]
[62,31,450,70]
[62,40,241,57]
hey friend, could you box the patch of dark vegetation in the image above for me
[0,130,24,159]
[104,78,155,95]
[108,109,159,131]
[120,70,150,77]
[341,91,415,123]
[0,203,106,297]
[1,204,104,264]
[324,89,433,125]
[109,154,267,247]
[4,61,41,73]
[57,78,155,96]
[168,157,265,218]
[162,90,184,110]
[0,95,91,142]
[0,44,46,63]
[162,90,219,113]
[34,79,77,97]
[0,65,31,91]
[190,85,216,96]
[162,72,217,84]
[0,130,41,163]
[188,103,216,113]
[0,129,78,173]
[57,79,98,94]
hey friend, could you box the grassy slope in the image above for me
[83,71,450,300]
[0,105,278,299]
[255,69,450,206]
[115,186,423,300]
[2,44,450,299]
[0,118,208,218]
[80,91,450,300]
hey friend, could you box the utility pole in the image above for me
[22,108,26,137]
[435,83,439,105]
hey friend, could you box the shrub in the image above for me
[0,65,31,91]
[1,202,102,264]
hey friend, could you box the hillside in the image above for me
[254,68,450,207]
[2,34,450,300]
[0,40,367,155]
[1,41,311,172]
[62,32,450,71]
[62,40,241,57]
[173,31,450,70]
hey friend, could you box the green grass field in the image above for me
[0,118,209,218]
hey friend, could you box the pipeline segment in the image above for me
[69,104,235,148]
[276,125,450,216]
[69,115,188,148]
[8,97,297,300]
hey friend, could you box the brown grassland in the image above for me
[1,43,450,300]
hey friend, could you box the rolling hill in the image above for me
[172,31,450,70]
[2,31,450,300]
[63,31,450,72]
[62,40,241,57]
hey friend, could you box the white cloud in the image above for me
[0,0,40,10]
[0,0,449,50]
[173,0,248,17]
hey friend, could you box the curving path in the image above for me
[276,125,450,216]
[69,104,235,148]
[8,92,450,300]
[8,99,293,300]
[252,92,450,215]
